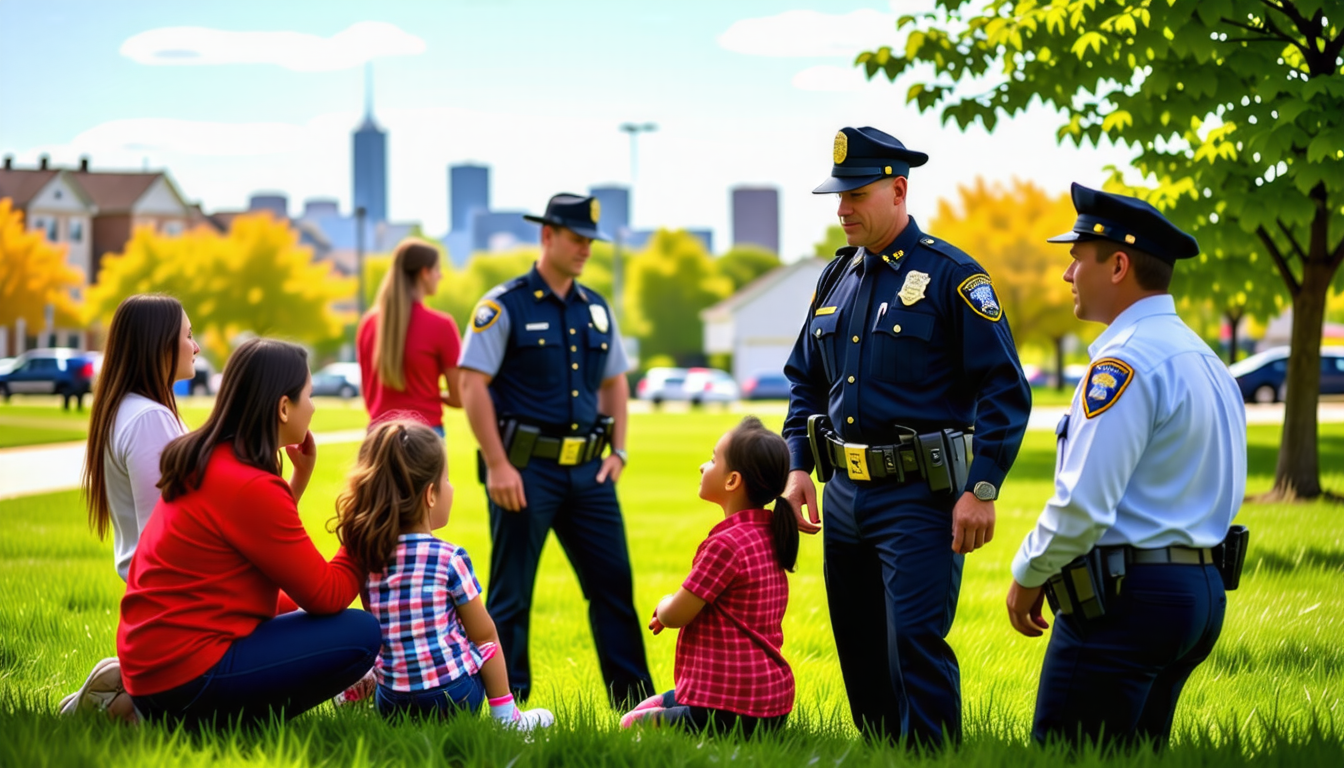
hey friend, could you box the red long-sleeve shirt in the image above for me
[117,444,364,696]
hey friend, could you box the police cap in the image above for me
[524,193,610,241]
[1047,182,1199,263]
[812,126,929,194]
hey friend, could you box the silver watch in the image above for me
[612,448,629,465]
[973,481,997,501]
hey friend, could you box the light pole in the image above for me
[355,205,367,314]
[616,122,656,323]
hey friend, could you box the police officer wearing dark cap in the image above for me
[782,127,1032,746]
[1007,183,1247,747]
[458,193,653,706]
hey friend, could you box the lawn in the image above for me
[0,409,1340,766]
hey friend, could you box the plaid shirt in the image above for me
[674,508,794,717]
[366,534,483,692]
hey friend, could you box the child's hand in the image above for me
[649,615,665,635]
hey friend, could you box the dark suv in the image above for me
[0,348,100,410]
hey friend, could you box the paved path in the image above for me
[2,406,1341,502]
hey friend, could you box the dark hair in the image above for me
[1094,240,1173,291]
[723,416,799,571]
[158,338,309,502]
[83,294,184,540]
[332,420,446,570]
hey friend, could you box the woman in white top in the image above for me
[63,294,198,718]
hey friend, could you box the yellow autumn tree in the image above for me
[929,179,1080,389]
[0,198,84,344]
[87,213,354,364]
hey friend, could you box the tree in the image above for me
[0,198,84,346]
[623,229,733,365]
[859,0,1344,500]
[930,178,1081,388]
[717,245,782,291]
[87,213,354,364]
[814,225,848,260]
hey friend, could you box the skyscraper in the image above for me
[352,66,387,223]
[450,164,490,233]
[731,186,780,254]
[589,185,630,240]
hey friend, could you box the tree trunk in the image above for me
[1225,309,1242,365]
[1272,260,1331,500]
[1053,335,1066,392]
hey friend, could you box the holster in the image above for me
[914,429,970,495]
[1212,525,1250,590]
[503,421,540,469]
[808,414,835,483]
[1043,548,1113,620]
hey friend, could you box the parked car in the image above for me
[0,357,15,376]
[636,367,688,405]
[682,367,740,405]
[741,370,791,400]
[311,362,362,399]
[1229,346,1344,403]
[0,348,99,409]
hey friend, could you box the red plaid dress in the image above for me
[674,508,794,718]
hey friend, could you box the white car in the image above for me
[681,368,739,405]
[636,367,689,404]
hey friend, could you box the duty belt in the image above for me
[1045,544,1219,619]
[823,431,972,484]
[500,416,615,469]
[530,433,604,466]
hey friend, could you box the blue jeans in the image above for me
[131,610,381,729]
[375,672,486,720]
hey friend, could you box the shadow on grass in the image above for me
[1250,547,1344,575]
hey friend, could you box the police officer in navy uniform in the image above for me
[782,127,1032,747]
[1007,184,1247,747]
[458,193,653,707]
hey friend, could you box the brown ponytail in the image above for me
[367,239,441,391]
[724,416,799,571]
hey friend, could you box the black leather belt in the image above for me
[1120,546,1215,565]
[530,433,603,466]
[824,434,925,482]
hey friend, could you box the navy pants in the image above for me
[822,475,963,747]
[375,674,486,720]
[1033,563,1227,748]
[131,610,381,729]
[642,689,789,737]
[485,456,653,705]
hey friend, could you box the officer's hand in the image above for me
[783,470,821,535]
[595,454,624,484]
[1006,580,1050,637]
[951,492,995,554]
[486,461,527,512]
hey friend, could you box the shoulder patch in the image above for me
[957,273,1003,321]
[1082,358,1135,418]
[471,299,503,332]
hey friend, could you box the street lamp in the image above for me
[355,205,367,314]
[615,123,656,324]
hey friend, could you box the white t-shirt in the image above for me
[105,393,188,581]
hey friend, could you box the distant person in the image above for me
[332,419,554,729]
[358,239,462,435]
[60,294,199,719]
[458,193,652,706]
[622,416,796,736]
[1007,184,1248,748]
[118,338,380,728]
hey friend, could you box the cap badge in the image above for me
[589,304,610,333]
[898,271,931,307]
[833,131,848,164]
[1124,234,1136,244]
[591,198,601,224]
[1093,223,1106,233]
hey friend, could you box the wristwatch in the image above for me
[973,481,998,501]
[611,448,629,466]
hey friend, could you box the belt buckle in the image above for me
[558,437,585,466]
[843,443,871,481]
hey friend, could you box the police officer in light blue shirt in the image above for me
[458,193,652,706]
[1007,183,1248,748]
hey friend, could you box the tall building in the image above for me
[589,185,630,240]
[248,193,288,219]
[472,210,539,252]
[731,186,780,254]
[352,67,387,223]
[450,164,490,233]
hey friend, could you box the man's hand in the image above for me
[1006,580,1050,637]
[595,453,624,484]
[783,469,821,535]
[951,492,995,554]
[486,461,527,512]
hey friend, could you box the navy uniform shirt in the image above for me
[459,265,631,434]
[783,217,1031,494]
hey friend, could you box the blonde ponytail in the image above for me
[370,239,441,391]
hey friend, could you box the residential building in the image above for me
[248,193,288,219]
[0,155,96,285]
[731,186,779,254]
[700,258,826,382]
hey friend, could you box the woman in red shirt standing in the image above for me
[118,338,380,728]
[358,239,462,434]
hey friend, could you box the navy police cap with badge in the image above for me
[524,193,610,242]
[813,127,929,194]
[1047,182,1199,264]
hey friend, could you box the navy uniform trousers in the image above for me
[1033,562,1226,748]
[485,455,653,707]
[822,473,964,747]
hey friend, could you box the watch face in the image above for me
[974,482,995,501]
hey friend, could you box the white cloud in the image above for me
[119,21,426,72]
[718,8,898,58]
[63,118,308,156]
[791,64,875,92]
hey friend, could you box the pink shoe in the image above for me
[620,706,666,729]
[333,669,377,706]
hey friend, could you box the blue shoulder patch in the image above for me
[1082,358,1135,418]
[957,273,1003,322]
[471,299,503,332]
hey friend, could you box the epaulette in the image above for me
[918,236,977,268]
[485,276,528,299]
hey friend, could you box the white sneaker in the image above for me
[60,657,123,715]
[510,707,555,731]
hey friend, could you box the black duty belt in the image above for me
[1046,544,1221,620]
[823,431,972,484]
[500,416,614,469]
[530,433,604,466]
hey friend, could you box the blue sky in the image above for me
[0,0,1134,259]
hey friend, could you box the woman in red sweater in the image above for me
[357,239,462,434]
[118,338,380,727]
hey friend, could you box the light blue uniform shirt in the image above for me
[1011,295,1247,588]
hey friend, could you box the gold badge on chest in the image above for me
[589,304,610,333]
[898,271,931,306]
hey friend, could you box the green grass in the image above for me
[0,411,1340,766]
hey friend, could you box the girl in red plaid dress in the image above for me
[333,420,553,729]
[622,416,798,735]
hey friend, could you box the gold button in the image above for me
[848,376,855,384]
[893,324,902,334]
[539,339,546,346]
[572,363,579,370]
[572,390,579,397]
[570,345,577,352]
[852,335,859,343]
[533,290,544,298]
[571,423,578,431]
[569,328,576,335]
[846,416,854,424]
[602,343,608,350]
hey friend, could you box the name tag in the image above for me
[814,306,837,316]
[525,322,550,331]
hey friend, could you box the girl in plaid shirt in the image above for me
[334,420,553,729]
[622,416,798,736]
